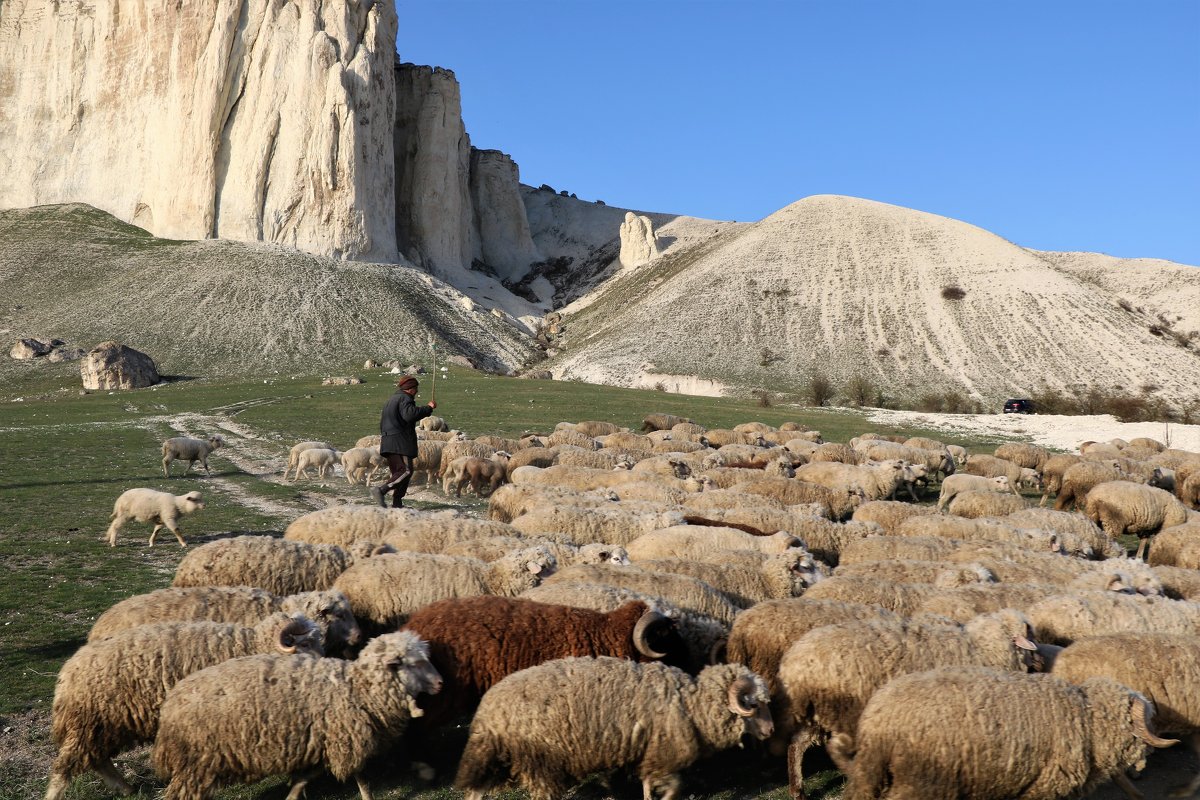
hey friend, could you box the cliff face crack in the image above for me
[257,114,282,240]
[211,0,253,239]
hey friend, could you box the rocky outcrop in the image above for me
[9,338,54,360]
[0,0,399,262]
[469,149,541,282]
[619,212,660,268]
[80,342,160,390]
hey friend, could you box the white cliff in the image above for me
[618,211,660,268]
[469,149,541,282]
[0,0,399,262]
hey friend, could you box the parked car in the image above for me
[1003,398,1035,414]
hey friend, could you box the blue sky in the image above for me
[397,1,1199,265]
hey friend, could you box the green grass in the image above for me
[0,364,1016,799]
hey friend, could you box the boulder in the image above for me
[447,355,475,369]
[322,376,364,386]
[80,342,160,390]
[47,347,85,363]
[618,212,660,268]
[9,338,53,360]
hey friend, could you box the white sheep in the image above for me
[292,447,340,480]
[637,550,826,608]
[625,524,804,561]
[510,504,685,546]
[152,631,443,800]
[418,415,448,431]
[1027,590,1200,645]
[340,446,385,485]
[936,473,1010,511]
[105,488,204,548]
[161,434,226,477]
[282,505,427,546]
[282,440,338,480]
[1086,480,1191,560]
[45,614,322,800]
[947,489,1028,518]
[541,563,743,625]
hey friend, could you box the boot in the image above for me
[369,486,387,508]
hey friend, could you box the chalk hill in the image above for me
[544,195,1200,404]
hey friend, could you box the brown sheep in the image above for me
[442,456,508,498]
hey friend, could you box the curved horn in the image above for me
[1131,697,1179,748]
[709,637,728,665]
[727,675,758,718]
[633,610,670,659]
[276,618,312,654]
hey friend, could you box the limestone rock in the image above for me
[469,149,540,282]
[619,212,660,268]
[322,376,363,386]
[447,355,475,369]
[80,342,160,390]
[0,0,399,261]
[9,338,52,359]
[47,347,85,363]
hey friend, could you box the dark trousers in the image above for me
[382,454,413,507]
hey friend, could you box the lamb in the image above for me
[455,656,771,800]
[779,610,1039,797]
[1054,459,1126,511]
[1086,480,1191,559]
[947,489,1028,518]
[151,631,443,800]
[1147,522,1200,568]
[282,440,337,480]
[1037,452,1083,506]
[45,614,322,800]
[292,447,339,480]
[438,440,499,479]
[401,596,690,727]
[171,536,394,596]
[964,453,1034,495]
[418,414,449,431]
[945,444,968,466]
[625,524,804,561]
[1027,591,1200,644]
[332,547,557,630]
[850,500,935,533]
[833,558,996,588]
[641,413,694,432]
[441,454,509,498]
[937,473,1011,510]
[161,434,226,477]
[445,536,630,568]
[541,563,743,625]
[510,504,685,546]
[105,488,204,548]
[800,575,937,616]
[832,666,1175,800]
[1051,632,1200,797]
[86,586,362,653]
[994,442,1051,471]
[340,446,385,485]
[636,550,826,608]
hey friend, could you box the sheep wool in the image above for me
[835,667,1172,800]
[46,614,322,800]
[105,488,204,548]
[1086,481,1191,559]
[455,657,772,800]
[541,563,742,625]
[850,500,935,534]
[625,524,803,561]
[283,504,426,546]
[1027,590,1200,645]
[161,434,226,477]
[152,631,443,800]
[800,576,935,616]
[636,550,826,608]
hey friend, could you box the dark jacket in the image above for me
[379,390,433,456]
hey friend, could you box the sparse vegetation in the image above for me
[1117,298,1134,312]
[752,389,773,408]
[941,285,966,300]
[845,374,877,408]
[807,371,835,407]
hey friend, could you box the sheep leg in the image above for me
[284,768,325,800]
[643,774,682,800]
[787,726,819,800]
[148,523,163,547]
[201,456,211,475]
[353,773,375,800]
[162,456,172,477]
[106,516,128,547]
[95,761,135,796]
[1134,537,1149,561]
[1168,732,1200,798]
[164,519,187,548]
[1114,771,1145,800]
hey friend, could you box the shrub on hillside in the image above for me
[845,374,877,408]
[807,372,835,407]
[941,285,966,300]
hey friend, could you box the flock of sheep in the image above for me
[58,411,1200,799]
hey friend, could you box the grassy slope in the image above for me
[0,363,1016,800]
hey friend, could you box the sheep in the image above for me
[570,420,623,437]
[282,505,426,546]
[292,447,339,480]
[151,631,443,800]
[442,454,509,498]
[779,610,1039,797]
[803,442,857,465]
[795,459,913,503]
[1037,452,1083,506]
[401,597,690,728]
[541,563,742,625]
[964,453,1034,496]
[1006,507,1126,559]
[473,434,523,453]
[445,536,630,568]
[683,487,787,513]
[354,434,381,449]
[86,586,362,653]
[340,446,385,485]
[332,547,557,630]
[171,536,394,596]
[641,413,694,432]
[947,489,1028,518]
[510,504,685,546]
[1086,481,1191,559]
[1051,631,1200,797]
[700,465,773,490]
[503,445,556,477]
[613,475,710,504]
[486,482,616,522]
[1181,471,1200,509]
[407,438,448,485]
[833,559,996,588]
[630,454,692,479]
[653,438,706,454]
[1151,565,1200,601]
[800,575,937,616]
[832,666,1176,800]
[705,443,779,469]
[915,583,1067,623]
[936,473,1010,511]
[735,476,863,519]
[625,524,804,561]
[418,428,467,443]
[1027,591,1200,645]
[455,656,771,800]
[552,445,640,470]
[418,414,448,431]
[45,614,323,800]
[438,440,499,479]
[1054,459,1125,511]
[600,430,656,451]
[783,438,821,457]
[700,428,761,448]
[945,444,968,466]
[850,500,934,533]
[863,442,954,482]
[519,581,731,673]
[105,488,204,548]
[1147,521,1200,568]
[510,463,636,491]
[671,420,707,439]
[1128,437,1167,453]
[636,550,826,608]
[161,434,226,477]
[282,440,337,480]
[994,442,1050,471]
[782,516,880,566]
[546,428,600,450]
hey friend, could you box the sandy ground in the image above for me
[863,407,1200,453]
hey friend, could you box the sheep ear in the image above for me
[1012,635,1037,651]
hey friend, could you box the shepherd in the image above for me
[370,375,436,508]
